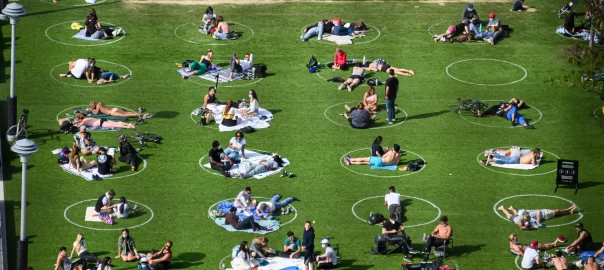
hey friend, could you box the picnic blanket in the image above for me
[216,201,275,221]
[87,113,127,121]
[177,66,221,76]
[202,149,289,179]
[84,206,104,222]
[322,33,354,45]
[226,257,304,270]
[84,126,123,131]
[60,163,113,180]
[72,29,100,41]
[556,26,601,43]
[486,149,543,170]
[199,104,273,132]
[371,164,398,171]
[212,203,280,234]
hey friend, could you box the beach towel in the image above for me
[225,258,304,270]
[202,149,289,179]
[556,25,586,39]
[213,215,280,234]
[87,113,127,121]
[579,251,604,261]
[371,164,398,171]
[84,206,104,222]
[323,33,354,45]
[197,104,273,132]
[177,66,221,77]
[60,163,113,180]
[85,126,122,131]
[72,29,100,41]
[486,149,543,170]
[85,0,97,3]
[216,201,274,221]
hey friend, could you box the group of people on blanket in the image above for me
[199,6,237,40]
[208,135,283,178]
[182,49,254,82]
[59,57,129,85]
[300,18,366,42]
[198,88,260,127]
[432,3,507,45]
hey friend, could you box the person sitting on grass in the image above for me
[521,240,544,269]
[584,256,600,270]
[462,3,481,25]
[594,242,604,267]
[214,16,232,40]
[117,135,140,172]
[372,136,386,157]
[200,6,216,34]
[281,231,302,259]
[89,101,149,121]
[221,100,241,127]
[346,144,401,167]
[338,64,365,91]
[68,145,97,176]
[511,0,527,12]
[482,13,504,45]
[116,228,140,262]
[209,140,234,177]
[73,126,100,155]
[316,239,338,269]
[255,194,297,219]
[73,113,136,129]
[96,147,116,175]
[94,189,116,214]
[342,103,375,129]
[59,58,94,81]
[84,9,109,40]
[482,147,541,166]
[232,241,260,270]
[328,47,347,70]
[562,223,593,255]
[506,204,577,227]
[509,233,567,256]
[98,257,112,270]
[239,90,260,116]
[251,237,274,259]
[69,233,98,268]
[235,187,254,210]
[228,53,253,81]
[422,216,453,263]
[230,155,285,179]
[148,241,173,269]
[201,49,215,69]
[363,86,379,112]
[551,250,569,270]
[497,205,535,230]
[225,131,247,160]
[54,246,78,270]
[113,197,137,219]
[365,60,415,76]
[225,207,272,232]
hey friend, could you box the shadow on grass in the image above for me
[337,259,374,270]
[579,181,604,189]
[154,111,180,119]
[406,110,449,121]
[452,244,487,257]
[170,252,205,269]
[25,0,119,17]
[401,198,412,224]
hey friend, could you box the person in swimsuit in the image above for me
[73,113,136,129]
[363,86,378,112]
[214,16,232,40]
[338,64,365,91]
[200,49,214,70]
[345,144,401,166]
[366,60,415,77]
[182,49,214,79]
[89,101,149,120]
[482,147,540,166]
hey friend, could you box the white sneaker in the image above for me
[347,85,352,92]
[338,84,345,90]
[143,113,152,119]
[344,104,351,112]
[300,35,304,41]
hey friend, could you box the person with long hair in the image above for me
[371,136,384,157]
[200,6,216,34]
[214,16,232,40]
[328,47,347,70]
[84,8,108,40]
[239,90,259,116]
[221,100,240,127]
[345,144,401,166]
[363,86,378,112]
[200,49,214,70]
[182,49,214,79]
[116,228,140,262]
[232,241,258,270]
[68,145,97,176]
[225,131,247,160]
[69,233,98,268]
[113,197,137,218]
[251,237,273,259]
[97,257,112,270]
[73,113,136,129]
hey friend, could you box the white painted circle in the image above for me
[446,59,528,86]
[186,75,263,88]
[199,149,275,177]
[351,195,441,228]
[174,21,254,46]
[189,112,218,130]
[457,100,543,128]
[476,147,559,177]
[208,197,298,226]
[218,255,231,270]
[63,199,154,231]
[514,256,522,270]
[594,107,603,118]
[50,60,133,88]
[46,21,126,46]
[56,104,137,129]
[493,194,583,228]
[299,22,381,45]
[324,102,408,130]
[340,148,426,178]
[40,0,107,6]
[427,21,486,45]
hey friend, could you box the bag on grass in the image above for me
[239,126,255,134]
[253,64,267,78]
[367,213,384,225]
[367,78,380,86]
[181,60,195,68]
[306,56,318,69]
[354,22,367,31]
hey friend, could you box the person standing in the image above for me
[384,69,398,124]
[302,221,316,270]
[384,186,402,223]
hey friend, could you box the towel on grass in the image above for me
[213,216,279,234]
[225,257,304,270]
[87,113,127,121]
[85,126,122,131]
[211,105,272,132]
[216,201,273,221]
[177,66,221,76]
[73,29,100,41]
[61,164,113,180]
[85,206,104,222]
[371,164,398,171]
[202,149,289,179]
[322,33,354,45]
[486,149,543,170]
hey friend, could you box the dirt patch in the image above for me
[123,0,514,5]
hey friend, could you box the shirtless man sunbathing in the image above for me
[73,113,136,129]
[89,101,150,120]
[509,233,566,256]
[482,147,540,166]
[345,144,401,166]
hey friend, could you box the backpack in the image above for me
[404,258,443,270]
[306,56,318,69]
[367,78,380,86]
[367,213,384,225]
[407,162,419,171]
[60,120,76,134]
[181,60,195,68]
[354,22,367,31]
[239,126,255,134]
[253,64,267,78]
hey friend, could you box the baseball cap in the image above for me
[489,13,496,18]
[529,240,538,248]
[321,238,329,244]
[79,126,87,132]
[468,3,473,8]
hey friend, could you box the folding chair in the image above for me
[433,231,454,259]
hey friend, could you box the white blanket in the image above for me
[60,164,113,180]
[84,207,104,222]
[203,150,289,179]
[323,33,354,45]
[203,104,273,132]
[487,149,543,170]
[227,257,305,270]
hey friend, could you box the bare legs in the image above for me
[110,108,141,119]
[348,157,370,165]
[182,70,199,79]
[121,253,140,262]
[388,67,415,77]
[103,120,136,129]
[553,204,577,216]
[497,205,514,219]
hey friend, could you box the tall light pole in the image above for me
[0,3,26,127]
[11,139,38,270]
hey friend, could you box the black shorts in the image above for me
[100,118,108,127]
[380,64,391,72]
[349,75,363,80]
[303,249,314,264]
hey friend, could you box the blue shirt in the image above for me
[284,237,301,251]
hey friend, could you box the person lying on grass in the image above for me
[59,58,95,82]
[342,103,376,129]
[584,256,600,270]
[181,49,214,79]
[68,145,97,176]
[96,71,130,85]
[509,233,567,256]
[72,113,136,129]
[300,19,329,41]
[225,207,272,232]
[116,228,140,262]
[506,204,577,227]
[482,147,540,166]
[497,205,536,230]
[229,155,285,179]
[338,63,365,91]
[255,194,297,219]
[147,240,173,268]
[228,53,253,81]
[501,99,534,129]
[365,59,415,76]
[433,22,470,42]
[89,101,149,120]
[345,144,401,167]
[476,98,525,117]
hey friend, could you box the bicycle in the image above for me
[448,98,488,117]
[121,131,163,146]
[6,109,29,145]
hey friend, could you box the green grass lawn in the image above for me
[2,0,604,269]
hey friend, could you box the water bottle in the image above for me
[362,55,366,65]
[423,233,427,241]
[221,263,226,270]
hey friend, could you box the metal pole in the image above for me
[19,157,26,241]
[9,19,17,97]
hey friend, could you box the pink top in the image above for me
[447,25,456,34]
[365,94,377,104]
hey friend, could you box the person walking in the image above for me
[384,69,399,124]
[302,221,316,270]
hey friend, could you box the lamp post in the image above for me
[0,3,26,127]
[11,139,38,270]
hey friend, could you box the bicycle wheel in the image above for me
[447,105,462,114]
[6,125,27,144]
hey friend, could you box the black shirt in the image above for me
[371,143,384,156]
[324,22,334,33]
[119,141,136,157]
[85,19,98,37]
[303,227,315,250]
[96,154,112,175]
[383,220,402,235]
[209,148,224,163]
[385,77,399,100]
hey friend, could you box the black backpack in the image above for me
[253,64,267,78]
[354,22,367,31]
[306,56,318,69]
[367,78,380,86]
[239,126,255,134]
[367,213,384,225]
[182,60,195,68]
[403,258,443,270]
[60,120,77,134]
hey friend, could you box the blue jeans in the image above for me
[215,31,232,40]
[302,23,324,41]
[506,107,526,125]
[483,31,503,43]
[494,153,520,164]
[91,29,106,39]
[385,99,396,122]
[100,72,120,80]
[333,26,353,36]
[203,24,214,33]
[270,195,294,210]
[224,148,240,160]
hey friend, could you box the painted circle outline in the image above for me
[324,102,408,130]
[50,61,133,88]
[189,111,218,130]
[457,100,543,128]
[174,21,254,46]
[299,22,381,45]
[514,256,522,270]
[352,195,441,228]
[60,157,147,179]
[427,21,486,45]
[218,255,231,270]
[493,194,583,228]
[46,21,126,47]
[207,197,298,227]
[40,0,107,6]
[476,146,559,177]
[593,107,603,119]
[56,104,137,128]
[64,199,154,231]
[446,59,528,86]
[198,148,276,177]
[340,148,427,178]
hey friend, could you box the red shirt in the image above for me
[334,51,347,66]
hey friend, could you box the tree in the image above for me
[585,0,604,47]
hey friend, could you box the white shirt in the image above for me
[97,265,112,270]
[521,248,539,269]
[236,191,252,207]
[229,137,247,151]
[257,201,275,212]
[248,99,259,113]
[73,240,87,255]
[102,194,111,207]
[260,159,278,170]
[71,59,90,79]
[325,246,337,265]
[240,60,252,71]
[384,193,401,207]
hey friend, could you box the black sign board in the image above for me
[555,159,579,194]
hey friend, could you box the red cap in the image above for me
[529,240,538,248]
[489,13,496,18]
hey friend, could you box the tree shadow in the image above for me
[153,111,179,119]
[170,252,205,269]
[24,0,119,17]
[406,110,449,121]
[337,259,374,270]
